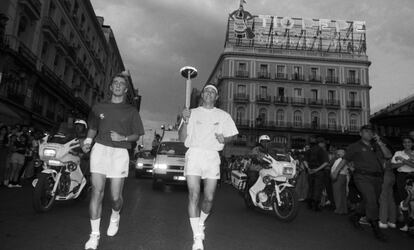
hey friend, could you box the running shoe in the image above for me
[378,222,388,229]
[400,225,408,232]
[84,233,100,250]
[107,217,120,236]
[387,222,396,229]
[192,235,204,250]
[359,216,370,225]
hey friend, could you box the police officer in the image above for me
[247,135,271,187]
[304,137,329,211]
[334,124,392,241]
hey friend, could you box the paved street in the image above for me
[0,175,413,250]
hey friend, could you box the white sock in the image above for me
[90,218,101,235]
[199,211,209,226]
[189,217,200,237]
[111,209,120,220]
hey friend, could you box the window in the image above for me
[349,70,356,82]
[349,92,357,103]
[294,88,302,97]
[311,111,320,128]
[328,90,335,101]
[293,110,302,127]
[278,87,285,97]
[259,64,268,73]
[276,109,285,126]
[53,53,60,68]
[350,114,359,131]
[310,89,318,100]
[293,66,302,80]
[276,65,286,78]
[49,2,56,17]
[236,107,246,124]
[310,68,319,81]
[41,41,48,59]
[238,62,247,71]
[17,16,28,37]
[237,85,246,95]
[258,108,267,125]
[328,112,337,129]
[259,86,267,98]
[327,68,336,83]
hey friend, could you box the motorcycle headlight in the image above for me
[137,162,144,168]
[283,167,294,175]
[43,148,56,157]
[48,159,63,166]
[154,163,167,170]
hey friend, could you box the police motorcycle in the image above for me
[243,153,299,222]
[32,120,89,212]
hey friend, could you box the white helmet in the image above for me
[74,119,88,129]
[259,135,271,143]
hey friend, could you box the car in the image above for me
[135,150,155,178]
[152,140,188,189]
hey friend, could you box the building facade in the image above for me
[370,94,414,147]
[207,5,371,153]
[0,0,140,130]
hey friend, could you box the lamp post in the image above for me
[180,66,198,109]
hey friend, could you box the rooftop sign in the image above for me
[226,6,367,54]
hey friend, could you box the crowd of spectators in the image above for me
[0,123,45,188]
[221,129,414,239]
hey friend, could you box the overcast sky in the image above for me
[91,0,414,135]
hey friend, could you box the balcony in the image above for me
[308,98,324,107]
[326,76,339,84]
[233,94,249,103]
[19,0,41,19]
[42,17,59,41]
[347,101,362,109]
[235,70,249,78]
[309,75,321,82]
[235,119,250,128]
[275,73,287,80]
[325,99,340,108]
[290,97,306,106]
[255,95,271,105]
[291,74,304,81]
[257,72,271,79]
[18,42,37,66]
[273,96,289,105]
[346,78,361,85]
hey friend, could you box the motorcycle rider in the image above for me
[73,119,90,178]
[246,135,271,187]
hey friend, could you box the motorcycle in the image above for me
[32,132,88,212]
[243,153,299,222]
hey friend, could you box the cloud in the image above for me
[91,0,414,128]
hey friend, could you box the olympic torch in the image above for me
[180,66,198,109]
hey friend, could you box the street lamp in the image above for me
[180,66,198,109]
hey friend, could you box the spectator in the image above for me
[305,137,329,211]
[8,134,28,187]
[0,125,9,186]
[295,153,309,201]
[391,136,414,208]
[379,156,397,229]
[331,149,349,214]
[399,177,414,233]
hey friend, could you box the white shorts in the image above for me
[184,148,221,180]
[90,143,129,178]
